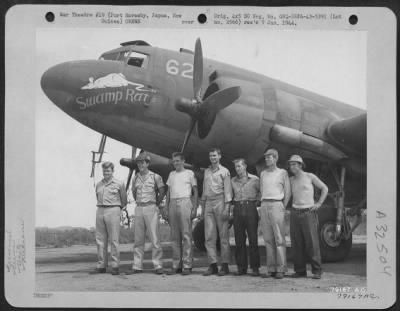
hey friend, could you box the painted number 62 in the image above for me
[166,59,193,79]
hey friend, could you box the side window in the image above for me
[124,51,149,68]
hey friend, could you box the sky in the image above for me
[35,28,366,228]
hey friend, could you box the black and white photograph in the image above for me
[4,5,396,309]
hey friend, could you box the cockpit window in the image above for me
[100,52,121,61]
[99,50,149,68]
[124,51,149,68]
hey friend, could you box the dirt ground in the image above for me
[36,236,366,292]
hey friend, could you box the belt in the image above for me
[234,200,257,205]
[171,197,191,201]
[97,205,120,208]
[136,202,156,206]
[292,207,312,213]
[262,199,283,202]
[205,194,224,201]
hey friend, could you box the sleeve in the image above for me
[254,177,261,201]
[131,175,137,200]
[200,169,207,203]
[259,171,264,198]
[155,174,165,189]
[95,183,100,203]
[223,170,233,203]
[166,172,171,187]
[190,171,197,187]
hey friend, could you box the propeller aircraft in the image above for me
[41,38,366,262]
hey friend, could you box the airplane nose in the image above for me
[41,60,125,112]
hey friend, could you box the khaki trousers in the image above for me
[169,198,193,269]
[259,201,287,273]
[204,196,230,264]
[132,204,163,270]
[95,206,121,269]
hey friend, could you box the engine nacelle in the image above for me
[198,78,265,159]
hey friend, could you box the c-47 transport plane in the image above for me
[41,38,366,262]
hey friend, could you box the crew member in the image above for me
[231,158,261,276]
[91,161,127,276]
[259,149,291,279]
[127,152,166,275]
[165,152,198,276]
[200,148,233,276]
[288,155,328,279]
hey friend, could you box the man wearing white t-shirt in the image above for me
[165,152,198,276]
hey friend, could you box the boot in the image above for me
[218,263,230,276]
[89,267,106,274]
[203,263,218,276]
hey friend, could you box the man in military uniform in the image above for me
[259,149,291,279]
[165,152,198,276]
[288,155,328,279]
[199,148,233,276]
[231,158,261,276]
[91,161,127,276]
[127,152,166,275]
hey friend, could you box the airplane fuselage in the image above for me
[41,42,366,177]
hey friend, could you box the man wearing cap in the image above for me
[127,152,166,275]
[165,152,198,276]
[259,149,291,279]
[231,158,261,276]
[288,155,328,279]
[91,161,128,276]
[199,148,233,276]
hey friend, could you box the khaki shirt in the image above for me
[231,173,260,201]
[132,171,164,204]
[96,178,127,207]
[201,165,232,203]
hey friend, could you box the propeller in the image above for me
[175,38,241,154]
[120,147,138,191]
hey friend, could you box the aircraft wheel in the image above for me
[192,218,221,252]
[318,207,352,262]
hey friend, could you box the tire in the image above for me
[318,207,352,262]
[192,218,221,251]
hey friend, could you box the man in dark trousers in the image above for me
[288,155,328,279]
[231,158,261,276]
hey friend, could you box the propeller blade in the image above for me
[200,86,241,112]
[193,38,203,100]
[181,117,197,153]
[131,146,137,159]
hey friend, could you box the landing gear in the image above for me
[317,165,365,262]
[318,207,352,262]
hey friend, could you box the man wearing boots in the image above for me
[199,148,233,276]
[165,152,198,276]
[231,158,261,276]
[288,155,328,279]
[127,152,166,275]
[259,149,291,279]
[91,161,127,276]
